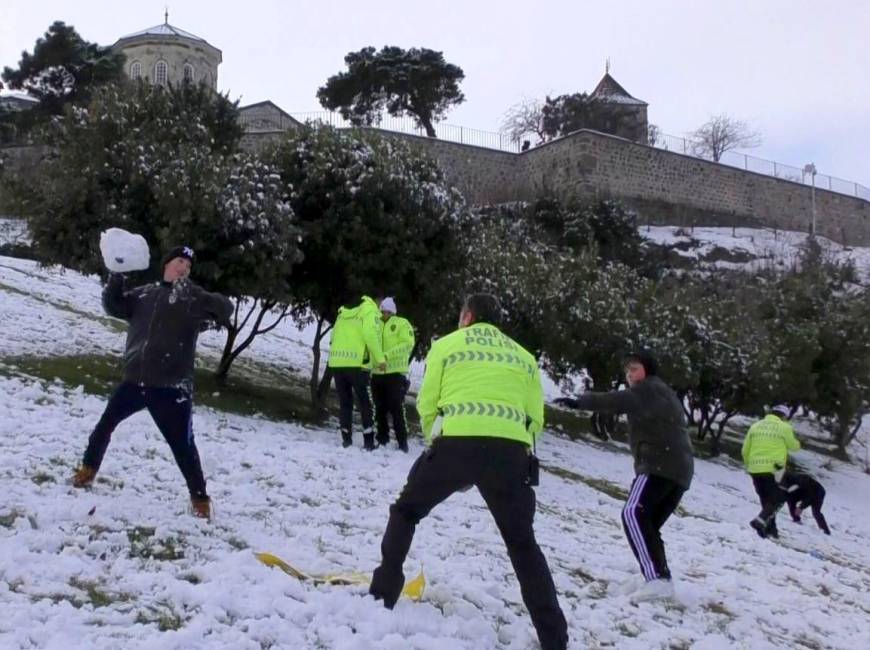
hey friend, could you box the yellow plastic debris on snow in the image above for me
[254,552,425,601]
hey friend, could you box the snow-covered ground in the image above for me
[642,225,870,282]
[2,235,870,649]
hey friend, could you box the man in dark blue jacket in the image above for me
[72,246,233,520]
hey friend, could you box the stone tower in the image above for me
[589,71,648,142]
[113,13,222,90]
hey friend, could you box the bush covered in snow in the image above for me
[268,125,470,404]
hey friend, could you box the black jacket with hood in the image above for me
[103,274,233,388]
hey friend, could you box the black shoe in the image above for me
[370,565,404,610]
[375,435,390,447]
[363,434,375,451]
[398,441,409,453]
[750,518,767,538]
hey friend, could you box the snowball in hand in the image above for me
[100,228,150,272]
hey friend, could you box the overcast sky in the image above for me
[3,0,868,187]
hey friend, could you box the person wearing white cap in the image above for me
[371,297,415,452]
[742,405,800,539]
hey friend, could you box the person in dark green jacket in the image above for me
[371,297,415,452]
[370,293,568,650]
[327,295,387,450]
[742,406,800,539]
[555,351,693,602]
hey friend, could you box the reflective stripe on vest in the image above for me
[443,351,534,376]
[441,401,525,424]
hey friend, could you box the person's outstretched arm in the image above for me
[555,386,640,415]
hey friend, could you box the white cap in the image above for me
[771,404,789,417]
[380,297,397,313]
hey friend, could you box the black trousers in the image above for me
[370,437,568,650]
[371,373,408,445]
[752,473,786,536]
[333,368,374,440]
[622,474,685,581]
[788,489,830,534]
[82,382,208,498]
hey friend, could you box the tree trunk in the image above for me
[308,316,334,411]
[214,298,284,382]
[835,410,864,454]
[709,411,735,457]
[420,115,436,138]
[216,325,241,384]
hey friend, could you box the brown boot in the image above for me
[72,465,97,488]
[191,496,212,521]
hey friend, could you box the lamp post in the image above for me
[804,163,817,236]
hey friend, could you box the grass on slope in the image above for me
[1,354,318,424]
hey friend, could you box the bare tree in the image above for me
[690,114,762,162]
[500,98,547,147]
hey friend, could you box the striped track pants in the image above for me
[622,473,685,581]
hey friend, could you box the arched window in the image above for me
[130,61,141,80]
[154,60,168,86]
[183,63,195,82]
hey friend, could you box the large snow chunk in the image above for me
[99,228,150,272]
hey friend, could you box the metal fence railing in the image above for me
[285,111,521,153]
[652,131,870,201]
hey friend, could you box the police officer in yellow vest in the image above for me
[372,297,415,452]
[369,294,568,650]
[327,295,386,450]
[742,404,800,539]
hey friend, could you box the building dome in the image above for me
[113,15,222,89]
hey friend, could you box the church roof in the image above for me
[118,23,207,42]
[590,73,647,106]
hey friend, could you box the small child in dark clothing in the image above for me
[780,471,831,535]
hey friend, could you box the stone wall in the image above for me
[0,145,48,210]
[360,128,870,246]
[372,131,521,205]
[6,126,870,246]
[517,131,869,245]
[240,129,522,205]
[238,103,304,134]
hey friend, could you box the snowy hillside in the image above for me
[642,225,870,282]
[1,238,870,649]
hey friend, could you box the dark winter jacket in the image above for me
[566,376,694,489]
[103,274,233,387]
[780,471,825,512]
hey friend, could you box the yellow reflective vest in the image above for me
[416,322,543,446]
[741,414,800,474]
[373,315,415,375]
[327,296,386,370]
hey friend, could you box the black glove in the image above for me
[105,271,127,287]
[553,397,581,409]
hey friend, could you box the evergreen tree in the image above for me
[9,81,300,379]
[317,46,465,137]
[2,21,124,124]
[270,126,469,406]
[541,93,641,140]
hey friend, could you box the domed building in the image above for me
[113,13,221,89]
